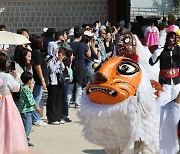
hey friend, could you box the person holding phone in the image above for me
[83,31,100,82]
[11,48,34,108]
[0,52,28,154]
[46,45,65,124]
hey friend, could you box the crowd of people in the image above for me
[0,12,180,153]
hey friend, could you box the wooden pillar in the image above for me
[108,0,117,25]
[108,0,131,24]
[117,0,131,23]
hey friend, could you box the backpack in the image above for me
[66,65,73,83]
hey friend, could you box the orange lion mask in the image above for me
[86,57,142,104]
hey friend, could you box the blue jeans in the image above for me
[21,111,32,143]
[75,83,83,105]
[67,83,73,104]
[86,62,94,82]
[68,83,82,106]
[32,84,43,123]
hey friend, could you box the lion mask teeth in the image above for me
[88,86,117,96]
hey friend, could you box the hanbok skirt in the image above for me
[146,32,158,47]
[0,94,28,154]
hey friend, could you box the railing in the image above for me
[130,7,180,21]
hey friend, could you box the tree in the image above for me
[152,0,174,15]
[173,0,180,13]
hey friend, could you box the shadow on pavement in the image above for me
[83,149,106,154]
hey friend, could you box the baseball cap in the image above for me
[60,43,73,51]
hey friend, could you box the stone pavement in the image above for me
[29,107,106,154]
[28,103,180,154]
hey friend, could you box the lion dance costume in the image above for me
[78,32,180,154]
[78,57,159,154]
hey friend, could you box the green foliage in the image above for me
[152,0,179,15]
[173,0,180,12]
[152,0,174,12]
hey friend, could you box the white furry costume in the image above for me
[134,35,160,81]
[78,66,160,154]
[78,32,180,154]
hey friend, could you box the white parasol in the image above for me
[0,31,30,45]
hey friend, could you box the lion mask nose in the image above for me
[94,72,107,83]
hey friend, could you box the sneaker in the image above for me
[59,119,65,124]
[33,120,47,127]
[28,142,34,147]
[64,117,72,122]
[48,121,60,125]
[69,101,74,105]
[75,104,80,108]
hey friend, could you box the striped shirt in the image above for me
[19,86,35,113]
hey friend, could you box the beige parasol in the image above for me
[0,31,30,45]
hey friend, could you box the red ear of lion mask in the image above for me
[86,57,142,105]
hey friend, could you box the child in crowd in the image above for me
[0,52,28,154]
[19,71,42,146]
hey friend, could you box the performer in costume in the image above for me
[116,32,180,153]
[149,31,180,154]
[115,32,161,93]
[0,53,28,154]
[160,92,180,154]
[78,32,180,154]
[78,57,160,154]
[149,31,180,105]
[115,32,160,81]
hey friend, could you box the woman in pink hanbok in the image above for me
[0,53,28,154]
[145,20,159,47]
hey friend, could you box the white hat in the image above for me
[68,28,74,36]
[84,30,94,37]
[43,27,48,33]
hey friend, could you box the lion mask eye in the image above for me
[124,37,130,43]
[118,62,139,75]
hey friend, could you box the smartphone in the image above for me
[95,44,98,48]
[10,61,15,71]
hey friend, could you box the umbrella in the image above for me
[0,31,30,45]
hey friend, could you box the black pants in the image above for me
[46,85,64,122]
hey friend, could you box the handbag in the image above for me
[57,72,66,86]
